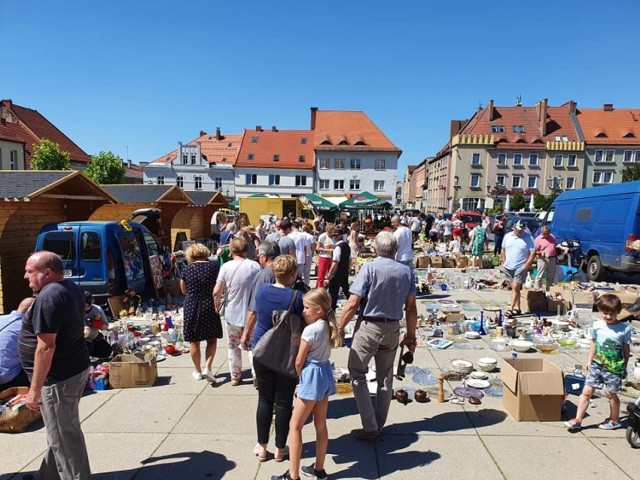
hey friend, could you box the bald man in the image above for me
[20,251,91,479]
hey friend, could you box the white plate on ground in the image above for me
[466,379,490,389]
[469,371,489,380]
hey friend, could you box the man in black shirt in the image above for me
[324,228,352,310]
[20,251,91,480]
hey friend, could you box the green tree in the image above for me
[85,151,126,184]
[510,193,525,211]
[622,164,640,182]
[30,139,71,170]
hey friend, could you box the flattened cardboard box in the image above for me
[501,358,564,421]
[109,353,157,388]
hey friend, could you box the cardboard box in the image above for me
[442,257,456,268]
[501,358,564,421]
[416,255,431,268]
[603,289,638,307]
[571,290,596,309]
[521,289,547,314]
[547,299,570,315]
[109,353,157,389]
[430,256,443,268]
[455,255,469,268]
[0,387,43,433]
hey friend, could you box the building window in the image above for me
[157,176,164,185]
[470,174,480,188]
[300,137,307,144]
[554,154,563,167]
[491,125,505,133]
[496,174,506,186]
[350,179,360,190]
[247,153,254,160]
[513,153,522,165]
[215,177,222,189]
[194,176,203,190]
[594,150,604,162]
[623,150,633,163]
[298,155,305,163]
[375,159,386,170]
[334,179,344,190]
[529,153,538,166]
[269,174,280,185]
[319,158,330,169]
[9,150,18,170]
[350,158,361,170]
[251,136,258,143]
[605,150,615,162]
[566,177,575,189]
[567,154,577,167]
[295,175,307,186]
[528,176,537,189]
[636,150,640,162]
[554,135,569,141]
[511,176,522,189]
[245,174,257,185]
[497,153,507,165]
[335,159,345,169]
[319,179,329,190]
[512,125,526,133]
[181,154,188,164]
[593,171,613,184]
[273,154,279,162]
[176,176,183,188]
[374,180,384,191]
[471,153,481,165]
[191,154,196,165]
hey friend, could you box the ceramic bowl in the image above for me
[451,359,474,375]
[477,357,498,372]
[557,337,577,348]
[465,331,481,340]
[536,342,559,354]
[554,320,570,331]
[510,340,534,352]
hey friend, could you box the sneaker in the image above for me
[203,370,216,383]
[192,371,203,381]
[351,428,380,441]
[564,418,582,430]
[301,463,328,479]
[271,471,298,480]
[598,419,622,430]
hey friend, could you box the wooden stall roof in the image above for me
[0,170,117,203]
[101,184,192,205]
[184,190,228,207]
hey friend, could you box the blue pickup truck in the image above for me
[36,220,162,302]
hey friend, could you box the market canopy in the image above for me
[339,191,392,210]
[300,193,338,212]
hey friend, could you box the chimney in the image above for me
[127,159,132,168]
[537,98,548,136]
[310,107,318,130]
[450,120,465,138]
[200,130,206,137]
[256,125,262,132]
[487,100,495,121]
[215,127,221,140]
[271,126,278,132]
[603,103,614,112]
[567,100,577,114]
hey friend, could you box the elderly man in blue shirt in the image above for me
[337,231,417,441]
[0,297,35,390]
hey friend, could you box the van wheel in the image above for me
[587,255,604,281]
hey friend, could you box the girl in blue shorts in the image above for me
[272,289,340,480]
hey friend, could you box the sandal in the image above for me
[274,446,289,463]
[504,309,514,318]
[253,444,268,462]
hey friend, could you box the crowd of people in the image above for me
[2,206,629,480]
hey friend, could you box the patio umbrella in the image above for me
[504,194,510,213]
[529,194,535,211]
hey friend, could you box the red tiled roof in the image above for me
[235,128,315,169]
[545,103,580,141]
[0,120,26,143]
[576,106,640,144]
[149,131,242,166]
[312,110,401,153]
[2,100,91,164]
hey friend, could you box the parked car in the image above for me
[455,211,483,230]
[505,215,540,234]
[542,181,640,280]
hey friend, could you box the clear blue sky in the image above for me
[2,0,639,174]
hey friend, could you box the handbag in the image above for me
[253,290,302,378]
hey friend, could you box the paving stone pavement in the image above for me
[2,281,639,480]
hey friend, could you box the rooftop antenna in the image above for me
[515,95,522,107]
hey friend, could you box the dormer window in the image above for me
[182,154,188,165]
[247,153,254,161]
[491,125,505,133]
[512,125,526,133]
[273,154,280,162]
[300,137,307,144]
[251,136,258,143]
[299,155,305,163]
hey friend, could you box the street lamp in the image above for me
[547,176,563,195]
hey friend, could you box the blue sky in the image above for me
[2,0,639,174]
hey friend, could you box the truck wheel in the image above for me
[587,255,603,281]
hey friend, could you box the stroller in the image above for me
[627,393,640,448]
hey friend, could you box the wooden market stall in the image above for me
[0,171,117,312]
[91,185,193,249]
[183,190,229,248]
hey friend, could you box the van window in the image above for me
[80,231,101,261]
[142,231,160,257]
[42,231,75,261]
[576,207,592,221]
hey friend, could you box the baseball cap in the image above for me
[513,220,525,231]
